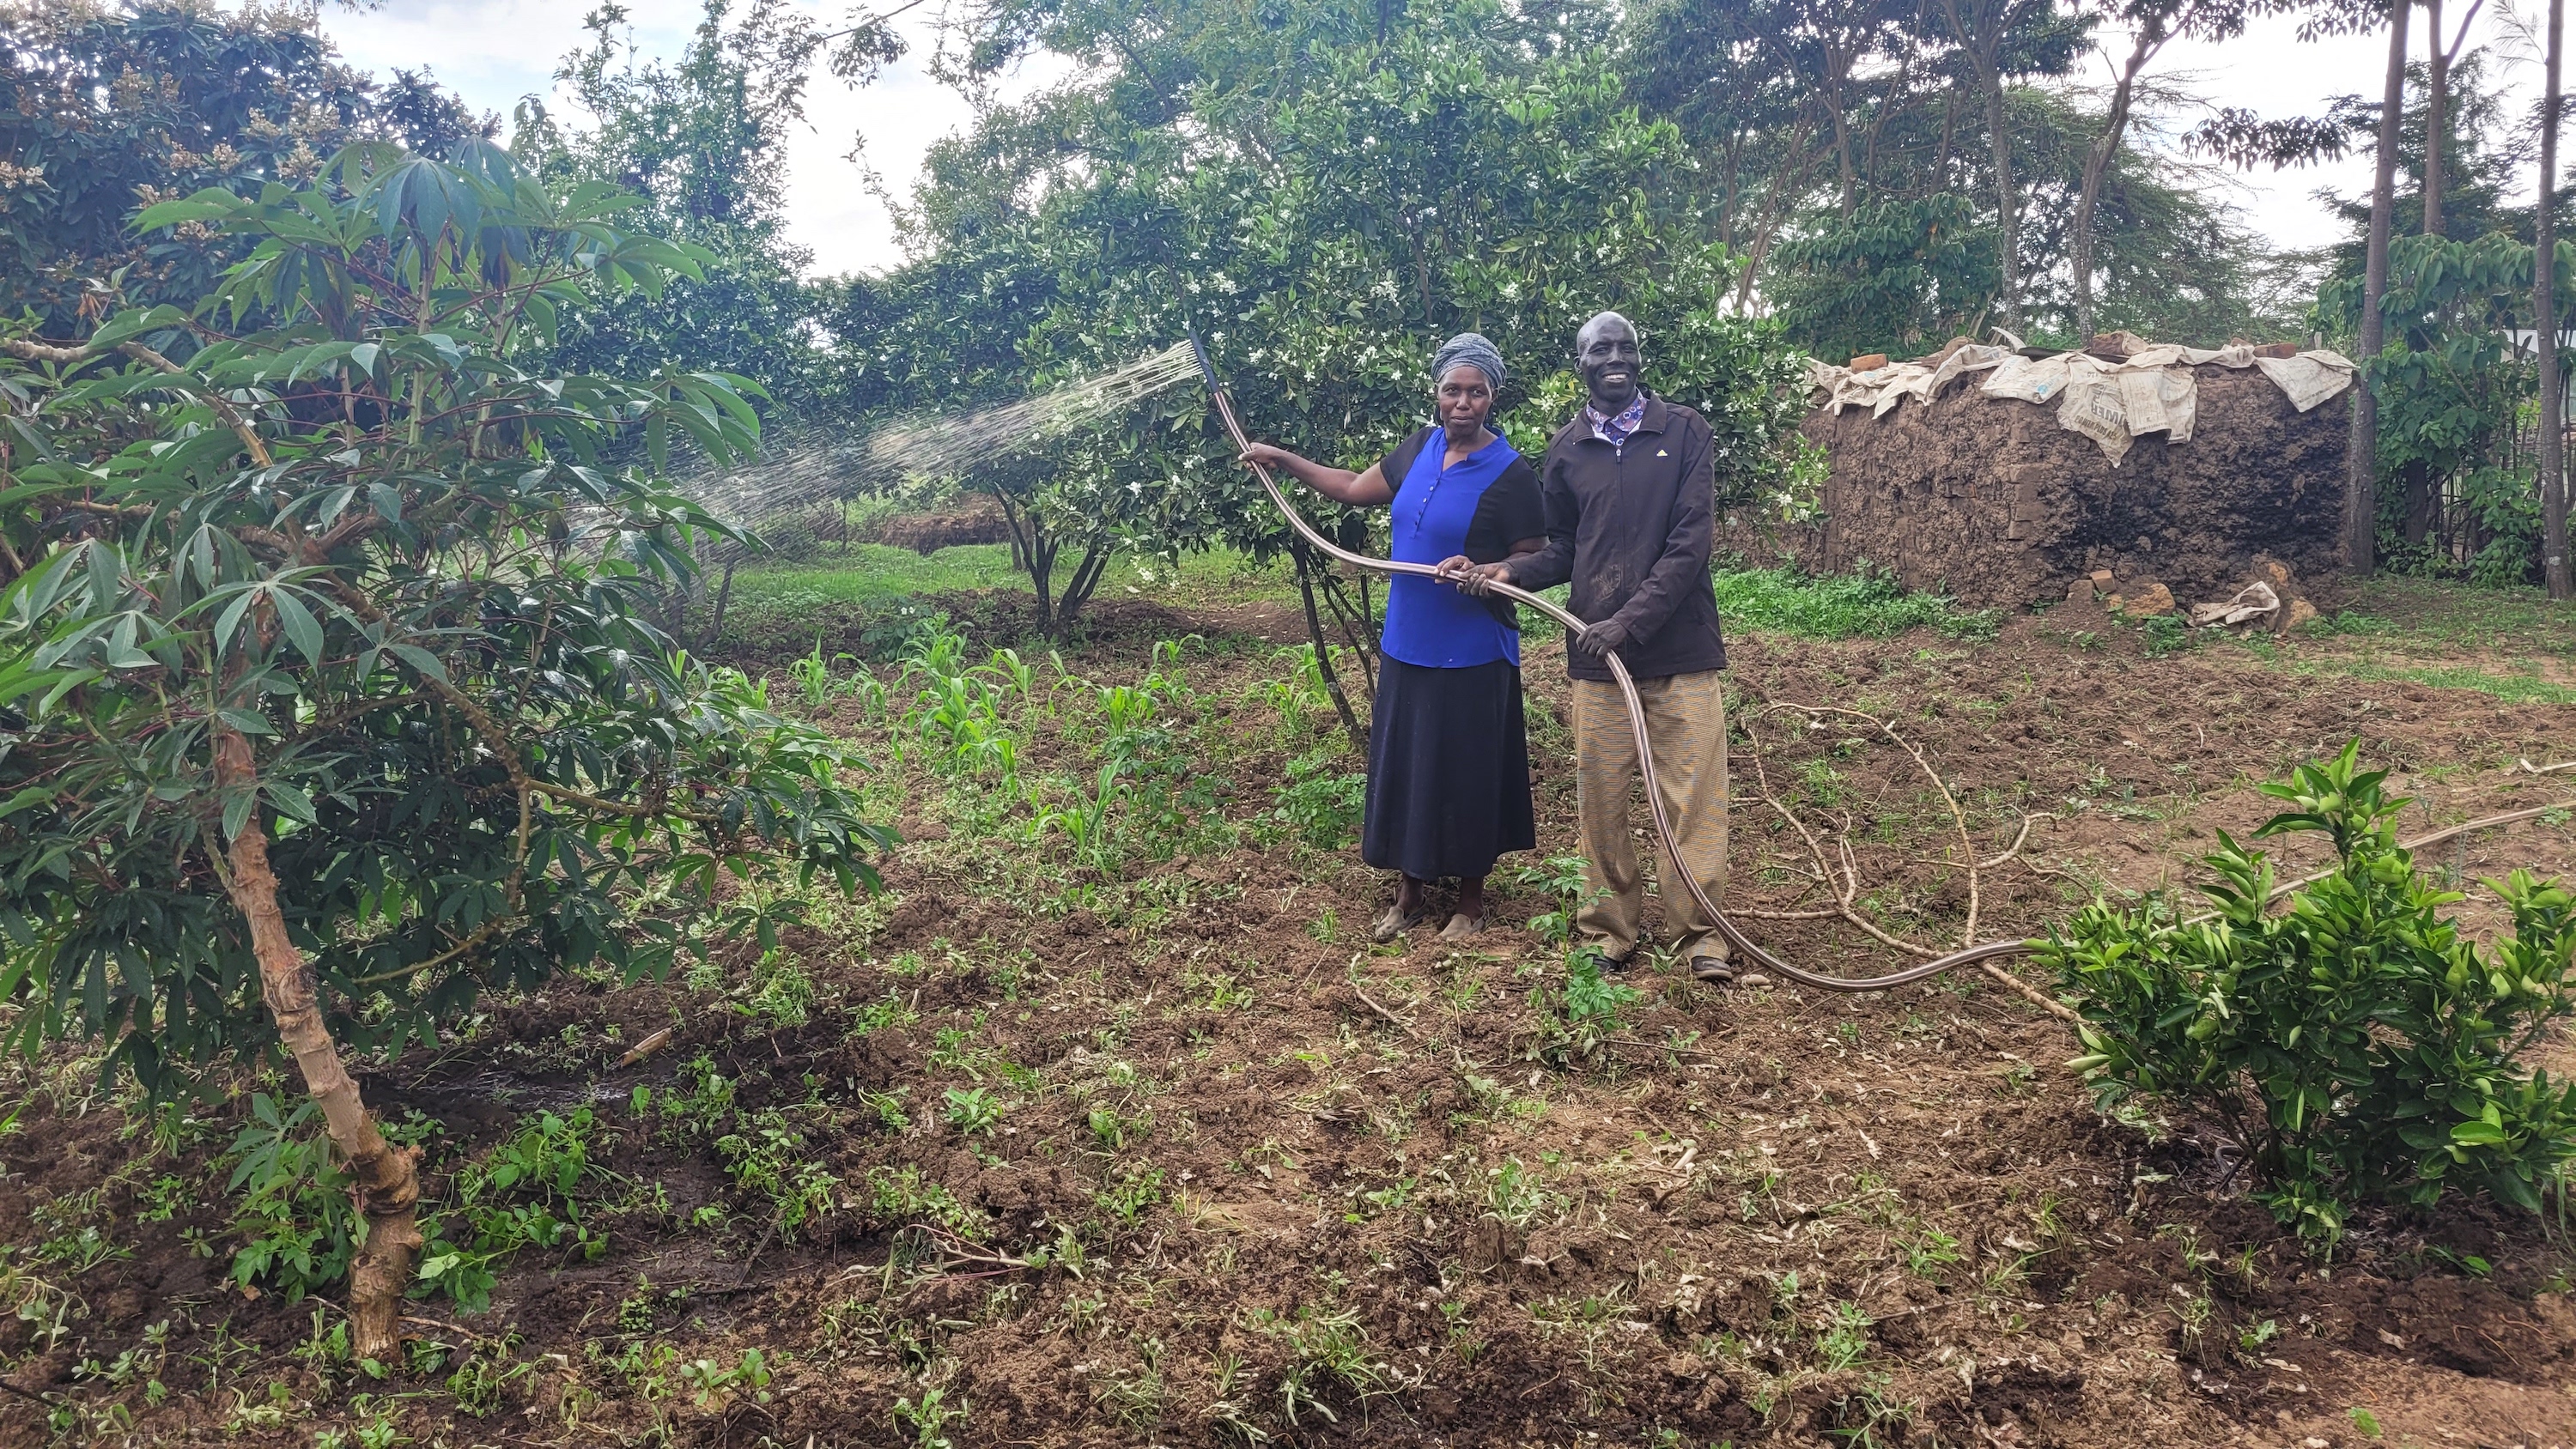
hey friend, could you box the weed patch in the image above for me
[1711,565,1997,641]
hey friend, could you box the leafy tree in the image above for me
[1621,0,2276,349]
[518,0,907,411]
[0,142,885,1355]
[0,0,489,335]
[2324,233,2553,578]
[1934,0,2091,324]
[1769,192,2000,360]
[2060,0,2281,340]
[845,16,1808,637]
[2313,50,2537,258]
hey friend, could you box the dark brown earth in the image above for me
[1787,367,2350,609]
[1,592,2572,1448]
[869,494,1013,554]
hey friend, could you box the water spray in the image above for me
[680,343,1205,531]
[1185,333,2049,996]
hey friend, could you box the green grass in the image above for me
[1710,566,1997,641]
[729,543,1024,609]
[2278,574,2576,703]
[2311,576,2576,659]
[715,543,1308,653]
[2286,656,2576,706]
[714,543,1024,654]
[719,545,2005,654]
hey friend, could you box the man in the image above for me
[1440,311,1733,983]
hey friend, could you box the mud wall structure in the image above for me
[1787,366,2350,609]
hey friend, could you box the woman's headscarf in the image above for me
[1430,332,1509,393]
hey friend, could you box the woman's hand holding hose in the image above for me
[1242,440,1392,506]
[1434,555,1511,594]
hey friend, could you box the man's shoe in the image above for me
[1690,955,1736,984]
[1576,945,1631,974]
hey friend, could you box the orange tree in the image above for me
[0,142,886,1357]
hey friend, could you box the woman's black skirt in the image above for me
[1361,656,1535,880]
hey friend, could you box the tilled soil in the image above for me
[3,595,2573,1449]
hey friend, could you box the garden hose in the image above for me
[1187,334,2044,995]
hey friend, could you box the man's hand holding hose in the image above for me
[1434,555,1625,655]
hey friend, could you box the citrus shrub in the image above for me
[2039,743,2576,1247]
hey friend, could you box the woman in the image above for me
[1240,333,1546,943]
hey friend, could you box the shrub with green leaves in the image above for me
[2041,743,2576,1246]
[1709,564,1997,642]
[1526,948,1644,1068]
[223,1093,359,1301]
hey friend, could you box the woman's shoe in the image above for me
[1438,912,1482,943]
[1371,903,1431,943]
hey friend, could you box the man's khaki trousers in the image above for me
[1569,669,1728,962]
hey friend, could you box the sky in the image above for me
[319,0,1071,277]
[319,0,2546,281]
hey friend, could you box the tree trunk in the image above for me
[708,557,738,648]
[1717,132,1746,248]
[213,728,422,1363]
[1935,0,2015,324]
[1986,70,2018,324]
[1030,534,1059,636]
[1291,542,1367,755]
[2401,458,2439,545]
[2071,28,2160,341]
[2544,0,2574,598]
[1734,122,1820,312]
[1054,542,1114,638]
[1823,45,1860,214]
[993,489,1063,634]
[2426,0,2447,238]
[2350,0,2412,576]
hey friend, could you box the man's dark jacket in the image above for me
[1511,393,1728,682]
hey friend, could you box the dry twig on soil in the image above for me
[1737,701,2076,1022]
[1352,983,1431,1043]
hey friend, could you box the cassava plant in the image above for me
[2042,743,2576,1247]
[0,142,887,1355]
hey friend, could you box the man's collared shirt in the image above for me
[1583,392,1648,452]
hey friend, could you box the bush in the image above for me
[223,1094,359,1302]
[2040,743,2576,1247]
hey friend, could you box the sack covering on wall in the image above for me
[1807,342,2354,466]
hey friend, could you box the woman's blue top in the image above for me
[1377,427,1546,670]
